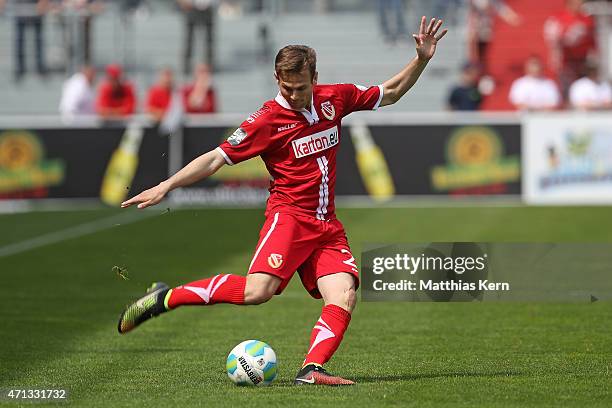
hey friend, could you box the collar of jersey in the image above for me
[274,92,319,126]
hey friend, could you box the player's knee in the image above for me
[327,287,356,313]
[244,278,276,305]
[344,287,357,313]
[245,288,273,305]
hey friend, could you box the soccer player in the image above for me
[118,16,447,386]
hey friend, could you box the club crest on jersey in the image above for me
[292,126,339,158]
[321,101,336,120]
[227,127,247,146]
[268,253,283,269]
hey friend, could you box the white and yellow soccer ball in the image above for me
[226,340,278,386]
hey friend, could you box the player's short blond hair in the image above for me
[275,45,317,81]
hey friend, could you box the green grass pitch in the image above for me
[0,206,610,407]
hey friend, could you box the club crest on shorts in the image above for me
[268,253,283,269]
[321,101,335,121]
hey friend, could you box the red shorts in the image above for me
[247,211,359,299]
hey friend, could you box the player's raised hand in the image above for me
[413,16,448,61]
[121,184,168,209]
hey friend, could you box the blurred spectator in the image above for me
[569,61,612,110]
[468,0,520,71]
[59,65,96,120]
[146,68,175,122]
[177,0,218,74]
[544,0,596,96]
[378,0,406,45]
[182,63,217,113]
[96,64,136,119]
[13,0,51,80]
[509,56,561,111]
[120,0,144,14]
[447,62,482,111]
[432,0,465,26]
[60,0,105,66]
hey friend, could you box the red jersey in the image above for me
[146,85,172,113]
[216,83,383,220]
[96,81,136,116]
[182,85,217,113]
[546,10,596,62]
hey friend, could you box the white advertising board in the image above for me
[523,113,612,204]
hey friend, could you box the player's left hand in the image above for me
[413,16,448,61]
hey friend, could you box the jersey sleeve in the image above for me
[336,83,384,117]
[216,109,273,165]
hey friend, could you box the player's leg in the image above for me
[295,272,356,386]
[117,273,281,334]
[243,273,281,304]
[307,272,356,365]
[118,212,303,334]
[318,272,357,312]
[294,218,359,386]
[166,271,281,308]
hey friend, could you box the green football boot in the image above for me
[117,282,170,334]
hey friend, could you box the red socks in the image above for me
[303,304,352,367]
[166,277,352,368]
[166,274,246,309]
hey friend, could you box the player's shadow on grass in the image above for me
[352,371,523,383]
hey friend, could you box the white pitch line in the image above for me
[0,210,154,258]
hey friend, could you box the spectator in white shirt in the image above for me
[59,65,96,122]
[509,56,561,111]
[569,62,612,110]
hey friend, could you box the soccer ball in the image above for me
[226,340,278,386]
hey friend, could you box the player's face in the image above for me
[276,68,318,110]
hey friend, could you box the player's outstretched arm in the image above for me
[380,16,448,107]
[121,149,226,209]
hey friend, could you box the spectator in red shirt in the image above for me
[146,67,174,121]
[182,63,217,114]
[96,64,136,119]
[544,0,597,96]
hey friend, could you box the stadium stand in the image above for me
[0,1,467,115]
[480,0,565,110]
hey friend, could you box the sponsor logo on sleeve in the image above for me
[320,101,336,121]
[227,128,247,146]
[246,106,270,124]
[292,126,339,158]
